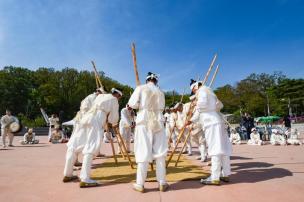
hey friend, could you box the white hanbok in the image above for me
[128,82,167,187]
[271,133,286,146]
[247,132,263,145]
[230,132,241,145]
[63,94,119,182]
[191,86,232,181]
[287,130,302,145]
[168,112,178,146]
[119,107,134,152]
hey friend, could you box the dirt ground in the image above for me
[0,135,304,202]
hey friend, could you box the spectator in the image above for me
[20,128,39,145]
[241,112,255,140]
[283,115,291,130]
[50,125,68,144]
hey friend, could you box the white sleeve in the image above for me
[108,99,119,126]
[121,109,132,127]
[33,133,36,140]
[0,117,5,126]
[216,99,224,111]
[159,91,165,111]
[190,110,200,123]
[128,87,141,109]
[196,90,208,110]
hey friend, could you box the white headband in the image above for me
[146,73,159,81]
[190,82,198,90]
[111,88,123,96]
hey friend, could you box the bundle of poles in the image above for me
[166,54,224,168]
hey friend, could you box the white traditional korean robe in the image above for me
[271,133,286,146]
[287,130,302,145]
[64,94,119,182]
[247,132,263,145]
[21,132,39,144]
[191,85,232,181]
[119,107,134,151]
[230,132,241,145]
[128,82,167,186]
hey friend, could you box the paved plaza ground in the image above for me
[1,133,304,202]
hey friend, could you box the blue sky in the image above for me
[0,0,303,92]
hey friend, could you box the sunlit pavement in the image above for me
[0,135,304,202]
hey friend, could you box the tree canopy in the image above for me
[0,66,303,127]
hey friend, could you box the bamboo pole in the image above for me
[113,127,134,169]
[131,43,140,86]
[202,54,217,85]
[166,102,196,168]
[174,125,194,167]
[91,61,104,91]
[209,64,220,88]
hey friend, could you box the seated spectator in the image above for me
[270,129,287,146]
[230,128,241,145]
[20,128,39,145]
[286,128,302,145]
[50,125,68,144]
[247,128,263,146]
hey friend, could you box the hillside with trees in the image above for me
[0,66,303,126]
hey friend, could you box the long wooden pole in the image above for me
[167,54,218,167]
[131,43,140,86]
[91,61,104,91]
[174,125,194,167]
[202,54,217,85]
[113,127,134,169]
[209,64,220,88]
[166,102,195,168]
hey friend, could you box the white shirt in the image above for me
[120,108,134,128]
[128,82,165,126]
[191,86,224,127]
[89,94,119,126]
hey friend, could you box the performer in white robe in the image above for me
[230,128,241,145]
[118,104,135,153]
[164,107,171,141]
[188,79,232,185]
[175,102,193,155]
[1,109,19,148]
[247,128,263,145]
[286,129,302,145]
[128,72,169,192]
[63,88,121,188]
[20,128,39,144]
[48,114,59,141]
[168,105,178,147]
[270,129,287,146]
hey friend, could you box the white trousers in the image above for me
[119,127,131,152]
[199,144,207,160]
[63,149,78,177]
[210,155,231,180]
[136,157,166,186]
[80,154,93,181]
[1,128,14,146]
